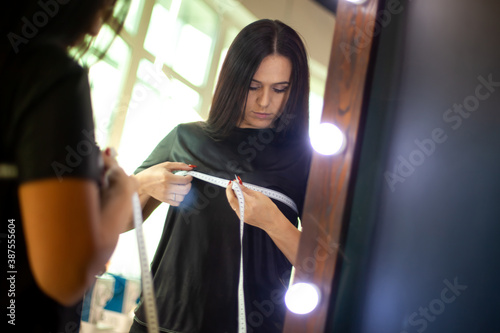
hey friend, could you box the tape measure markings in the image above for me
[231,180,247,333]
[132,193,159,333]
[176,170,298,214]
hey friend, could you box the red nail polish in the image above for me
[105,148,111,156]
[237,176,242,185]
[228,180,232,185]
[188,164,197,168]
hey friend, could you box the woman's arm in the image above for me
[124,162,194,231]
[225,182,300,266]
[19,154,136,306]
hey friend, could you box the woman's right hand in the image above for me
[134,162,194,206]
[101,150,137,197]
[100,149,138,233]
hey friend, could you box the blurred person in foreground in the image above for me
[0,1,147,331]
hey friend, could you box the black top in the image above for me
[0,42,100,332]
[131,122,312,333]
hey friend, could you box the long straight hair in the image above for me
[205,19,310,141]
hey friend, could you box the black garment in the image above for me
[131,122,311,333]
[0,42,100,332]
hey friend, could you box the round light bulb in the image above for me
[285,283,321,315]
[309,122,346,155]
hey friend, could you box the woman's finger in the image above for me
[168,192,184,203]
[157,161,196,172]
[167,182,192,195]
[169,173,193,185]
[101,150,118,169]
[173,193,185,202]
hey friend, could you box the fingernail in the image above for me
[105,148,111,156]
[188,164,197,168]
[109,147,117,158]
[228,180,232,185]
[237,175,243,185]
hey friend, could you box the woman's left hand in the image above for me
[225,179,301,265]
[225,180,280,233]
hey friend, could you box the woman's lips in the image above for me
[253,111,272,119]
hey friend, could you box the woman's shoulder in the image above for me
[177,121,208,135]
[19,41,83,76]
[1,41,88,127]
[5,41,86,105]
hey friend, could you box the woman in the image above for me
[131,19,312,333]
[0,1,138,332]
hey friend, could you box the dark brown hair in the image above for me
[205,19,310,140]
[1,0,129,66]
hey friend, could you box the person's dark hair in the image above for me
[0,0,129,67]
[205,19,310,140]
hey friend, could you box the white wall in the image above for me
[239,0,336,68]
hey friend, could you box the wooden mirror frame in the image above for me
[283,0,382,331]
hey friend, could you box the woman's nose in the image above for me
[257,89,271,108]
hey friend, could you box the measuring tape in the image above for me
[176,170,298,214]
[178,170,298,333]
[230,179,247,333]
[132,193,159,333]
[133,170,298,333]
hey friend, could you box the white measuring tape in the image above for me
[132,193,159,333]
[231,178,247,333]
[132,170,298,333]
[176,170,298,214]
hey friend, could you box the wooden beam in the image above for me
[283,0,381,331]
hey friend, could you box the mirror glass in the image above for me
[82,0,336,330]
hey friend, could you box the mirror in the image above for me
[86,0,336,276]
[82,0,338,331]
[285,0,500,332]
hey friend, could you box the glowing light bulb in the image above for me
[285,283,321,314]
[309,122,346,155]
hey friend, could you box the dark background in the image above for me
[314,0,338,14]
[328,0,500,332]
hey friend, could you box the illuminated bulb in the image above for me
[346,0,367,4]
[309,122,346,155]
[285,283,321,314]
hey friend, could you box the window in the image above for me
[87,26,131,147]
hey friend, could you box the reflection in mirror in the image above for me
[82,0,335,331]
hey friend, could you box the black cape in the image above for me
[131,122,311,333]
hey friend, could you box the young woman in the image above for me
[0,1,139,331]
[130,19,312,333]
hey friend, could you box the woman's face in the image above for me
[238,54,292,129]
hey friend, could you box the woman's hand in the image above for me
[100,149,138,231]
[225,179,301,266]
[134,162,194,207]
[225,181,281,233]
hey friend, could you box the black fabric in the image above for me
[0,41,100,332]
[131,122,311,333]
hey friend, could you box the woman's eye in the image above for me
[249,86,259,91]
[273,86,289,93]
